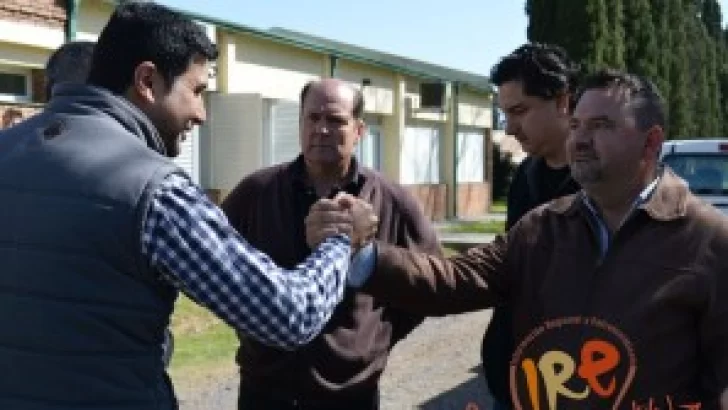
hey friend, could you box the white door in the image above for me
[173,125,200,184]
[401,124,441,184]
[268,100,301,165]
[356,123,381,170]
[456,129,485,183]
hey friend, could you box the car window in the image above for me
[662,153,728,195]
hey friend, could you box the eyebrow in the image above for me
[502,102,525,112]
[572,115,612,122]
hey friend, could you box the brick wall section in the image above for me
[31,69,48,103]
[406,184,447,221]
[456,182,490,217]
[0,0,67,29]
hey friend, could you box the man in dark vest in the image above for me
[0,2,373,409]
[44,39,181,369]
[482,43,581,409]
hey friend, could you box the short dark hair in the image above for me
[577,69,667,132]
[300,80,365,119]
[87,1,218,94]
[491,43,581,106]
[45,40,95,98]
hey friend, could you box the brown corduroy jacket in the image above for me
[221,156,441,405]
[366,168,728,409]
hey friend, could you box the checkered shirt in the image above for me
[141,172,351,350]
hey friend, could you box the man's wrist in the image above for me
[349,241,376,288]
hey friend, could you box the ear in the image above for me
[555,92,571,116]
[643,124,665,160]
[130,61,161,104]
[354,119,366,145]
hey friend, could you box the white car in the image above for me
[660,139,728,214]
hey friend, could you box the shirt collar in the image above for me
[552,166,691,221]
[580,173,660,230]
[289,154,364,195]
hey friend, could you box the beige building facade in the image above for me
[0,0,495,219]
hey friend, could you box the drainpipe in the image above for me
[451,81,460,219]
[491,91,500,129]
[65,0,79,41]
[329,55,338,78]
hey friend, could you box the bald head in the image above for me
[300,79,364,119]
[298,78,366,167]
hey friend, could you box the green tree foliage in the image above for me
[525,0,728,139]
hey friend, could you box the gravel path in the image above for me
[176,310,495,410]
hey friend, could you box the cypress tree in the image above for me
[702,0,723,41]
[706,41,722,136]
[604,0,625,69]
[624,0,659,81]
[667,0,694,138]
[650,0,672,110]
[583,0,610,71]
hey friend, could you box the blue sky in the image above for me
[158,0,728,77]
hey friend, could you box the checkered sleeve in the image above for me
[141,172,351,350]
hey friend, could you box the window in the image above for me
[267,100,301,165]
[401,125,441,184]
[356,123,381,170]
[0,68,30,102]
[457,130,485,183]
[662,153,728,195]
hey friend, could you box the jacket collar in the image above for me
[551,167,690,221]
[47,83,167,156]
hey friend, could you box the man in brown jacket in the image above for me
[221,78,441,410]
[308,70,728,408]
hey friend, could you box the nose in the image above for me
[569,123,589,143]
[504,115,518,136]
[193,104,207,126]
[314,119,330,135]
[568,125,594,152]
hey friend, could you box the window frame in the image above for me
[0,66,31,103]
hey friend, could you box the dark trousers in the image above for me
[238,386,380,410]
[481,306,514,409]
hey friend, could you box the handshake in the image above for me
[304,192,379,251]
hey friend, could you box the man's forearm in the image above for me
[360,238,509,316]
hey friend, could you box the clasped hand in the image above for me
[304,193,378,251]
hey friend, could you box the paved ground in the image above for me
[436,232,495,248]
[176,310,496,410]
[380,311,495,410]
[434,216,501,250]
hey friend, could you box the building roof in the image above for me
[99,1,491,93]
[268,28,491,92]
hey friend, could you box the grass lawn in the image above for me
[490,199,507,214]
[440,220,505,234]
[443,246,458,257]
[168,296,238,386]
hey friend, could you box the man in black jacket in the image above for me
[482,43,581,410]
